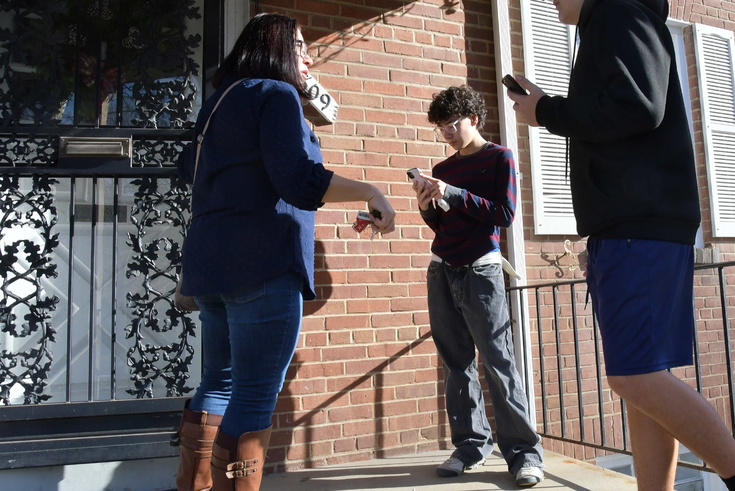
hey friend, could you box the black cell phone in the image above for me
[502,74,528,95]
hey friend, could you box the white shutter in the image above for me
[693,24,735,237]
[520,0,577,235]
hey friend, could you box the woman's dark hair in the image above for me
[427,85,487,130]
[212,12,308,97]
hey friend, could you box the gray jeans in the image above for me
[427,261,543,474]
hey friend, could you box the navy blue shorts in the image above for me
[586,238,694,376]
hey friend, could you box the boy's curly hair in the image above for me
[427,85,487,130]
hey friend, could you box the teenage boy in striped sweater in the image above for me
[412,85,544,488]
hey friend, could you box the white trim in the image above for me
[668,20,694,140]
[493,0,536,425]
[224,0,248,54]
[667,20,704,248]
[666,17,690,29]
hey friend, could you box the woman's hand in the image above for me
[367,192,395,234]
[319,174,395,234]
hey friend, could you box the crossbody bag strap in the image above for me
[192,78,247,183]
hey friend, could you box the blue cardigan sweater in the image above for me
[177,77,334,300]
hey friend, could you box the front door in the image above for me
[0,0,223,468]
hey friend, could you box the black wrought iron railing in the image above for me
[0,158,202,468]
[508,259,735,472]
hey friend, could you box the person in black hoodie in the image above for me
[508,0,735,489]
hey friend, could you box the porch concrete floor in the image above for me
[261,449,638,490]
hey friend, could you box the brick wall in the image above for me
[250,0,498,472]
[250,0,735,474]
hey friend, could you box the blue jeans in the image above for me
[188,272,303,437]
[427,261,543,474]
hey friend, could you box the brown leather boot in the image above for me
[211,426,272,491]
[175,402,223,491]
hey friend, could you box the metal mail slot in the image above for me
[60,137,132,158]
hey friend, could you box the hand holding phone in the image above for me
[502,74,528,95]
[407,168,450,211]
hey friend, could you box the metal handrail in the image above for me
[507,259,735,472]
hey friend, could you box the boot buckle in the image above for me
[226,458,259,478]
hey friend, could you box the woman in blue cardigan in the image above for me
[174,13,395,491]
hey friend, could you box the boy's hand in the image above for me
[507,75,546,127]
[419,174,447,202]
[412,179,433,211]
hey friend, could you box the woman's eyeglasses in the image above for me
[434,117,464,137]
[295,40,312,59]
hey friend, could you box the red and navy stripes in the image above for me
[422,143,517,267]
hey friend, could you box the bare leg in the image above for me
[608,371,735,479]
[626,403,678,490]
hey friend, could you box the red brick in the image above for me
[328,404,376,422]
[322,345,368,361]
[347,64,390,80]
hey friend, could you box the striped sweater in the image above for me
[420,142,517,266]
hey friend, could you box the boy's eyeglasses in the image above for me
[434,117,464,137]
[295,40,312,59]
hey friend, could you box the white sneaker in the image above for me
[436,456,486,477]
[515,465,544,487]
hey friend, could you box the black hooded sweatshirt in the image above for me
[535,0,701,244]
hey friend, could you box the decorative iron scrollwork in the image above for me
[132,136,188,168]
[0,175,59,405]
[125,176,195,398]
[0,135,57,167]
[0,0,201,128]
[0,0,203,403]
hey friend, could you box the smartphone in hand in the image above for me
[502,74,528,95]
[407,168,450,212]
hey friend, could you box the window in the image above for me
[520,6,698,238]
[520,0,576,235]
[693,24,735,237]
